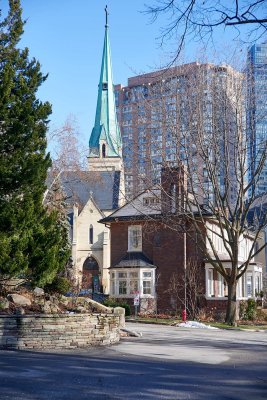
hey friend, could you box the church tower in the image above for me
[88,8,124,174]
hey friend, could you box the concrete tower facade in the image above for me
[247,42,267,195]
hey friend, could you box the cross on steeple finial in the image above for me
[105,5,109,27]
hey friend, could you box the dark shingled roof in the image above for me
[111,252,156,269]
[59,170,120,210]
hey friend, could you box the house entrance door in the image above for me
[82,256,100,293]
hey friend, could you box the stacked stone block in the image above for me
[0,313,120,349]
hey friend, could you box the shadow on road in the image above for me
[0,346,266,400]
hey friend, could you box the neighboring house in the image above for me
[254,231,267,278]
[99,169,263,314]
[204,221,263,304]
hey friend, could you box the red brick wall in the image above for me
[110,220,206,314]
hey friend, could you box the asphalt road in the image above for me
[0,322,267,400]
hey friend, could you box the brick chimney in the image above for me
[161,163,187,214]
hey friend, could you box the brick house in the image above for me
[99,171,263,315]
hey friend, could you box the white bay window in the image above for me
[109,268,155,297]
[205,263,262,299]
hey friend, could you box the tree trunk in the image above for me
[225,281,237,325]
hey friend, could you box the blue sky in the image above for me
[1,0,261,148]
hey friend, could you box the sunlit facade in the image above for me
[247,42,267,195]
[115,63,243,200]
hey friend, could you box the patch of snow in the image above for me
[177,321,219,330]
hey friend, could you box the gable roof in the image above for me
[59,170,121,211]
[99,188,161,223]
[98,185,213,224]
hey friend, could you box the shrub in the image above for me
[239,300,247,320]
[45,277,71,295]
[103,298,131,316]
[256,309,267,321]
[241,298,257,321]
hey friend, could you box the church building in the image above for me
[60,10,124,295]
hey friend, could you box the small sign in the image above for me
[134,293,140,306]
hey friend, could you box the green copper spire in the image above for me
[89,7,122,158]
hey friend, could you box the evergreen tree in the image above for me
[0,0,70,286]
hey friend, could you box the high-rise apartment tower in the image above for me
[115,63,243,200]
[247,42,267,195]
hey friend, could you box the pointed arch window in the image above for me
[102,143,106,158]
[89,225,94,244]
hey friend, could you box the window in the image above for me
[143,198,149,206]
[119,281,127,295]
[143,280,151,295]
[207,269,214,297]
[89,225,93,244]
[111,281,115,295]
[142,271,153,295]
[110,269,155,297]
[128,225,142,251]
[247,275,252,297]
[143,197,160,206]
[102,143,106,158]
[130,280,138,294]
[255,274,261,296]
[237,275,244,298]
[217,273,224,297]
[143,272,152,278]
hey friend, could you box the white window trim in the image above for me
[109,268,155,298]
[207,268,214,297]
[217,272,224,297]
[205,264,263,300]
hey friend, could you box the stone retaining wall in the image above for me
[0,313,120,350]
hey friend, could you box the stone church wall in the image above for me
[0,313,120,350]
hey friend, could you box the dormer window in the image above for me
[102,82,108,90]
[143,197,160,206]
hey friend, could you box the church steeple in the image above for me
[89,7,122,159]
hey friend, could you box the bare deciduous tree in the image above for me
[45,116,104,212]
[145,0,267,64]
[48,115,87,174]
[128,62,267,325]
[166,259,204,319]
